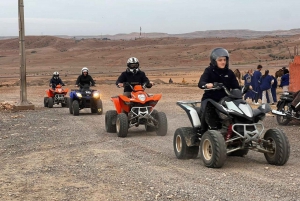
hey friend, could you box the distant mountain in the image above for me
[2,28,300,40]
[69,29,300,40]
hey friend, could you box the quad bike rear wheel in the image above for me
[145,109,158,132]
[72,100,80,116]
[44,97,49,107]
[173,127,199,159]
[69,98,73,114]
[155,112,168,136]
[105,110,117,133]
[48,97,54,108]
[263,128,290,166]
[200,130,227,168]
[116,113,128,138]
[276,103,291,125]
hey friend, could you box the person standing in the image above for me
[279,69,289,92]
[243,69,253,101]
[260,70,274,104]
[252,65,263,105]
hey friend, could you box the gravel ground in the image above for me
[0,85,300,201]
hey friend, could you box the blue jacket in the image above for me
[198,64,240,102]
[279,74,289,87]
[260,75,273,91]
[252,70,261,90]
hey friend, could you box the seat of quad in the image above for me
[253,109,263,117]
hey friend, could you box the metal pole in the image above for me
[18,0,27,104]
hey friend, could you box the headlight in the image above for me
[76,92,82,98]
[138,94,146,101]
[93,92,100,99]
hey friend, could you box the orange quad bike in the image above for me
[105,82,168,137]
[44,84,70,108]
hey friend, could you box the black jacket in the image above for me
[116,70,151,92]
[50,77,64,87]
[76,74,95,87]
[198,64,239,102]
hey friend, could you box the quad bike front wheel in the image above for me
[116,113,129,137]
[276,103,291,125]
[62,97,69,108]
[69,98,73,114]
[72,100,80,116]
[155,112,168,136]
[105,110,117,133]
[173,127,199,159]
[48,97,54,108]
[263,128,290,166]
[91,99,103,115]
[44,97,49,107]
[145,109,158,132]
[200,130,227,168]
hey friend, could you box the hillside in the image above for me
[0,34,299,78]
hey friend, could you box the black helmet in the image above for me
[210,48,229,68]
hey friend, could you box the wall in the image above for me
[289,55,300,92]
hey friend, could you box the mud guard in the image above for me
[150,94,162,101]
[177,103,201,128]
[46,89,53,97]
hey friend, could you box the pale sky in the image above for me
[0,0,299,36]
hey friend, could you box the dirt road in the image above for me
[0,85,300,201]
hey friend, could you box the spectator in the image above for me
[279,69,289,92]
[260,70,274,104]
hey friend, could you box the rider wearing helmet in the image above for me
[76,67,95,88]
[198,47,240,131]
[116,57,153,97]
[49,71,65,89]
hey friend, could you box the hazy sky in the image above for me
[0,0,299,36]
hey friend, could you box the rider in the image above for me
[76,67,95,88]
[49,71,65,89]
[116,57,153,97]
[198,47,240,132]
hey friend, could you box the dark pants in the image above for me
[123,92,131,97]
[200,99,220,133]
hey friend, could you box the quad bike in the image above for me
[44,84,69,108]
[271,91,300,125]
[69,84,103,116]
[173,83,290,168]
[105,82,168,138]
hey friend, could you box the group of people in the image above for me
[47,47,294,134]
[243,65,290,105]
[49,57,152,97]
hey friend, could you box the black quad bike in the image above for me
[272,91,300,125]
[69,84,103,116]
[173,83,290,168]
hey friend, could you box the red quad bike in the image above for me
[44,84,70,108]
[105,82,168,137]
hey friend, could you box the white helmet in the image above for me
[81,67,89,74]
[127,57,139,74]
[53,71,59,79]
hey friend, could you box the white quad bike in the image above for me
[173,83,290,168]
